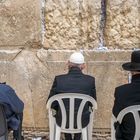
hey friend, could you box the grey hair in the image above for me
[68,62,83,69]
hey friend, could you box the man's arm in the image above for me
[7,86,24,114]
[88,78,96,108]
[90,78,96,100]
[112,88,124,140]
[112,88,120,117]
[47,77,57,100]
[47,77,58,110]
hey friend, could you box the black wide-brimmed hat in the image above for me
[122,50,140,71]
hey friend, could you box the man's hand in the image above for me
[51,109,57,116]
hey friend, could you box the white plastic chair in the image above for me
[111,105,140,140]
[47,93,97,140]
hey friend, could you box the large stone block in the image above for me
[45,0,101,49]
[13,50,50,128]
[0,50,49,128]
[87,62,127,128]
[0,0,42,47]
[0,61,35,127]
[105,0,140,49]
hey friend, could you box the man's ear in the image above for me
[67,60,70,64]
[67,61,71,69]
[81,63,86,70]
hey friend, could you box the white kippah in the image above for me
[69,52,85,64]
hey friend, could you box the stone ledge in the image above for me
[0,49,22,61]
[37,49,132,62]
[0,49,133,62]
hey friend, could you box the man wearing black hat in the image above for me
[113,50,140,140]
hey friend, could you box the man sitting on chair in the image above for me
[48,52,96,140]
[0,82,24,140]
[113,50,140,140]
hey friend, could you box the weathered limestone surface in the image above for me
[105,0,140,49]
[0,0,42,47]
[45,0,140,50]
[45,0,101,49]
[0,50,49,128]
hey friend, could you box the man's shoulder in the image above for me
[115,83,132,98]
[55,73,95,81]
[0,83,13,91]
[83,74,95,80]
[116,83,131,91]
[55,74,68,78]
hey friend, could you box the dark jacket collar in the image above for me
[68,67,83,74]
[132,74,140,83]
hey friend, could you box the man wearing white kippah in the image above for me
[48,52,96,140]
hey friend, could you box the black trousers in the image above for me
[65,133,81,140]
[13,113,23,140]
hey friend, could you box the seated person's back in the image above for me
[113,50,140,140]
[0,82,24,139]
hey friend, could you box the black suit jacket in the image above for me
[48,67,96,128]
[113,74,140,140]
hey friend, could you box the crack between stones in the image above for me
[98,0,108,50]
[11,49,23,61]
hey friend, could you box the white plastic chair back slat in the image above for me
[77,99,87,129]
[133,110,140,140]
[47,93,97,140]
[57,99,66,128]
[69,97,74,129]
[88,110,94,140]
[48,107,56,140]
[111,105,140,140]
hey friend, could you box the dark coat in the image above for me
[0,83,24,130]
[113,74,140,140]
[48,67,96,128]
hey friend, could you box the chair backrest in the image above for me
[112,105,140,140]
[0,104,8,140]
[47,93,97,133]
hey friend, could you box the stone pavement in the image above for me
[9,128,111,140]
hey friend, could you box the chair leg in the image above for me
[50,123,56,140]
[111,117,116,140]
[81,128,88,140]
[55,125,61,140]
[87,124,93,140]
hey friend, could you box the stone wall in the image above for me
[45,0,101,49]
[105,0,140,49]
[0,0,140,139]
[0,0,42,48]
